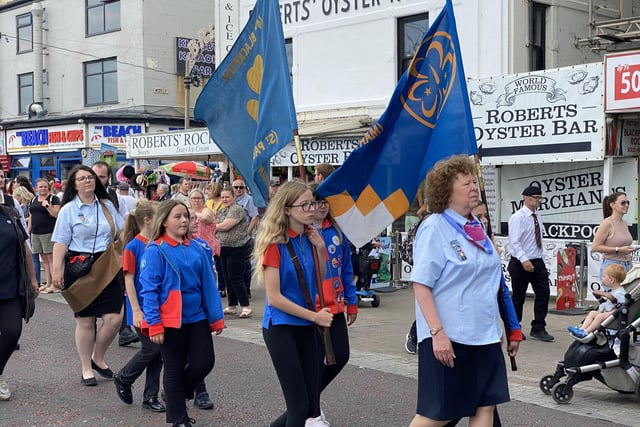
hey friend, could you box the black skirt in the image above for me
[416,339,509,421]
[64,251,123,318]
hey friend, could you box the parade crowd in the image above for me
[0,157,633,427]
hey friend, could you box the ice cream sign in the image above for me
[90,124,143,148]
[6,124,85,153]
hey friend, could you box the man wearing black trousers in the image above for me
[507,185,554,342]
[92,161,139,347]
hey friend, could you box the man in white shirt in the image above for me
[117,182,137,215]
[507,185,554,342]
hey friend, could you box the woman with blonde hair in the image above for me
[29,178,61,294]
[205,182,222,211]
[254,180,332,427]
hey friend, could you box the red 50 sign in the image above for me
[606,51,640,112]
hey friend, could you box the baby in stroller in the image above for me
[568,264,627,338]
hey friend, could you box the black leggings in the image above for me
[220,244,250,307]
[0,297,22,375]
[263,324,321,427]
[160,320,214,423]
[319,312,350,392]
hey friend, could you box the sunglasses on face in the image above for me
[233,186,245,190]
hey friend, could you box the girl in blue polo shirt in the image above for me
[139,200,224,427]
[253,181,333,427]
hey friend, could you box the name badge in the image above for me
[450,240,467,261]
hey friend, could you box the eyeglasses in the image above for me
[233,186,245,190]
[287,201,318,212]
[619,200,630,206]
[76,175,96,182]
[529,195,542,200]
[315,200,329,208]
[189,197,204,201]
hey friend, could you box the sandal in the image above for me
[223,306,237,315]
[39,284,48,292]
[238,307,253,318]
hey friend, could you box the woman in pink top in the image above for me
[188,189,220,258]
[592,192,637,278]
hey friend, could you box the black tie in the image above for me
[532,214,542,248]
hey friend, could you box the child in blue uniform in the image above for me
[140,200,224,427]
[254,181,333,427]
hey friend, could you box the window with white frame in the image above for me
[87,0,120,36]
[18,73,34,115]
[16,13,33,53]
[398,13,429,80]
[84,58,118,105]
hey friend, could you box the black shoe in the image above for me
[404,333,417,354]
[80,375,97,386]
[91,359,114,379]
[142,397,166,412]
[118,327,140,347]
[530,329,554,342]
[113,373,133,404]
[219,290,226,298]
[172,416,195,427]
[193,394,214,410]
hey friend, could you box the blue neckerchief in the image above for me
[442,212,493,254]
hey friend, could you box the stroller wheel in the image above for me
[371,294,381,307]
[551,382,574,404]
[539,375,557,395]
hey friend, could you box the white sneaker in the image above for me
[0,376,11,401]
[305,416,330,427]
[320,410,331,426]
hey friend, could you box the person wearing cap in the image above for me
[268,178,280,201]
[507,185,554,342]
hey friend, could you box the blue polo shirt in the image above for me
[51,196,123,252]
[411,209,502,345]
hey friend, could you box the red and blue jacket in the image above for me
[139,234,224,337]
[315,218,358,315]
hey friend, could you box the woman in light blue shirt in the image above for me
[409,155,520,427]
[51,165,124,387]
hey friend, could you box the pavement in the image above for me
[2,284,636,426]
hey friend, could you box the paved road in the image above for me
[1,286,634,426]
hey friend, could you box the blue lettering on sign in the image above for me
[16,129,48,146]
[103,125,143,137]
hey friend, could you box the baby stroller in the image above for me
[539,266,640,404]
[352,244,381,307]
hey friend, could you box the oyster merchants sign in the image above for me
[468,62,604,165]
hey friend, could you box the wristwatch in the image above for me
[430,326,443,336]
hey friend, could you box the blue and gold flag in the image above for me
[317,0,477,248]
[194,0,296,207]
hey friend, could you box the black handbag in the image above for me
[65,203,98,278]
[66,253,94,277]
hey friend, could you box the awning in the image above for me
[298,114,373,137]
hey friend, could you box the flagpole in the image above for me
[474,154,517,371]
[293,130,307,182]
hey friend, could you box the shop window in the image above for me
[16,13,33,53]
[285,38,293,81]
[86,0,120,36]
[530,2,547,71]
[11,156,31,169]
[40,156,54,167]
[84,57,118,106]
[18,73,34,115]
[397,13,429,80]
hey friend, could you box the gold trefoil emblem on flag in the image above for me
[401,31,456,129]
[246,55,263,123]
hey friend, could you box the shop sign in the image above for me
[271,136,360,166]
[604,51,640,112]
[89,124,144,148]
[176,37,215,77]
[468,62,604,165]
[6,124,85,153]
[127,129,222,158]
[497,158,637,240]
[620,119,640,155]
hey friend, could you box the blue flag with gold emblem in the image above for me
[317,0,477,248]
[194,0,296,207]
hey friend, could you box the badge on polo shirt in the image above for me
[450,240,467,261]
